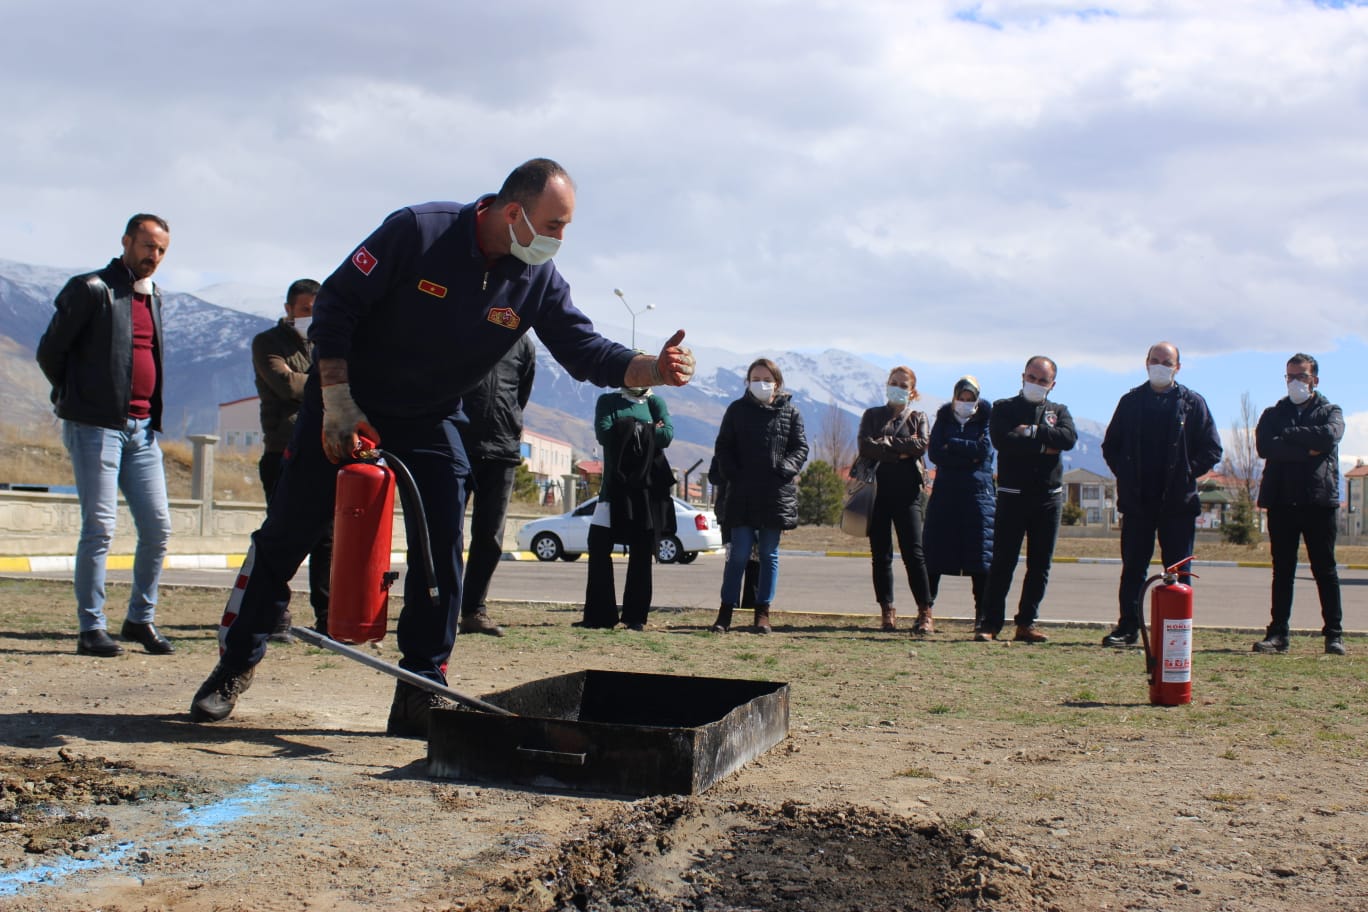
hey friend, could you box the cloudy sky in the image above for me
[4,1,1368,460]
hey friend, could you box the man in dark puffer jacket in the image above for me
[1252,353,1346,656]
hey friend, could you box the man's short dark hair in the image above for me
[1288,352,1319,377]
[495,159,573,208]
[124,213,169,237]
[1025,355,1058,381]
[286,279,320,305]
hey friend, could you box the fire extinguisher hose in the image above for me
[289,624,513,716]
[376,448,440,607]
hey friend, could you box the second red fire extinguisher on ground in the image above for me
[1138,558,1196,707]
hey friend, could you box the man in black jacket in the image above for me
[35,214,175,658]
[1100,342,1222,647]
[979,356,1077,643]
[252,278,331,641]
[456,335,536,636]
[1253,353,1346,656]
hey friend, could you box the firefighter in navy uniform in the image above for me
[190,159,697,736]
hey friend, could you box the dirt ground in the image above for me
[2,580,1365,912]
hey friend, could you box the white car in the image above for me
[516,496,723,564]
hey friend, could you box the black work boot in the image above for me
[710,604,735,633]
[1326,636,1346,656]
[190,662,256,723]
[386,681,457,739]
[268,608,295,644]
[1253,633,1290,654]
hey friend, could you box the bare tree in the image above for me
[1221,391,1261,499]
[813,397,856,471]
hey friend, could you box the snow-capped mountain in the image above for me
[0,258,1110,475]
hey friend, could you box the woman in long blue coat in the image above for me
[924,376,996,639]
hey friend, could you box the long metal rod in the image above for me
[291,625,513,716]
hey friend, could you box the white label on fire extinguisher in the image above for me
[1161,617,1192,683]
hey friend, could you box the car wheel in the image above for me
[656,535,682,564]
[560,552,582,562]
[530,532,563,562]
[676,551,699,565]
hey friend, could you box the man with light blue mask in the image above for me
[191,158,698,735]
[1100,342,1222,648]
[979,356,1077,642]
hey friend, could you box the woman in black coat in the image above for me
[857,366,932,633]
[710,358,808,634]
[923,376,996,640]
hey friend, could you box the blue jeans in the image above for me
[722,526,781,607]
[63,418,171,632]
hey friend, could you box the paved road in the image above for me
[24,552,1366,634]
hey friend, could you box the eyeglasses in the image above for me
[1285,372,1314,383]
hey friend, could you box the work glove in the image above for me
[320,382,380,463]
[651,329,696,387]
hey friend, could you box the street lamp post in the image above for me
[614,288,654,349]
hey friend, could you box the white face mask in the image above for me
[291,315,312,339]
[1147,364,1175,389]
[749,380,775,402]
[508,207,560,266]
[886,386,910,406]
[953,400,976,420]
[1287,379,1312,405]
[1021,382,1049,404]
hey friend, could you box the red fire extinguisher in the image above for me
[327,437,437,645]
[1137,558,1197,707]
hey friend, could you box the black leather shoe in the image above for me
[1102,628,1139,648]
[77,629,124,657]
[120,620,175,655]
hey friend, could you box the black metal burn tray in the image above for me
[427,669,789,798]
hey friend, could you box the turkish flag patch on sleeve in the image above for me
[351,246,378,275]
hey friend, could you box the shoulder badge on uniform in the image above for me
[487,307,521,330]
[351,246,378,275]
[1044,411,1058,427]
[417,279,447,298]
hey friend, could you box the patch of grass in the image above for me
[927,704,952,715]
[896,767,935,779]
[1204,791,1252,805]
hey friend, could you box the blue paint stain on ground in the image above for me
[0,779,318,897]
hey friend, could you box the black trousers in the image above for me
[225,395,468,682]
[583,523,656,627]
[981,491,1062,634]
[1266,505,1343,638]
[867,490,931,609]
[1115,506,1196,632]
[460,459,517,616]
[259,450,331,624]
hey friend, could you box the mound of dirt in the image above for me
[470,797,1057,912]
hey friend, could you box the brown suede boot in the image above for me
[879,602,896,632]
[754,605,771,635]
[710,604,735,633]
[912,606,934,635]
